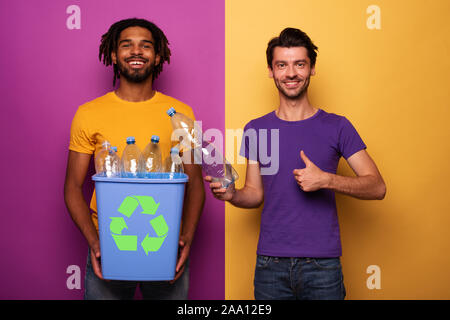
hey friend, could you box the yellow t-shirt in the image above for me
[69,91,195,230]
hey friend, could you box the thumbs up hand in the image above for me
[293,150,330,192]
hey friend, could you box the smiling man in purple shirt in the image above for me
[206,28,386,300]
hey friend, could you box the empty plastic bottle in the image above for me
[166,107,238,188]
[121,136,141,178]
[166,107,202,150]
[94,141,120,177]
[139,135,162,173]
[201,140,239,188]
[164,147,184,177]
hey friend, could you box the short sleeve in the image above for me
[338,117,367,160]
[69,108,95,154]
[239,121,259,162]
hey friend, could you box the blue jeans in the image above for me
[254,255,346,300]
[84,251,189,300]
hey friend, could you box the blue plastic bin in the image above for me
[92,172,188,281]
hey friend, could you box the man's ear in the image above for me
[155,54,161,67]
[111,51,117,65]
[311,66,316,76]
[268,66,274,78]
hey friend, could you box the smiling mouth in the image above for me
[126,59,147,68]
[283,80,302,88]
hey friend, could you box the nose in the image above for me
[130,43,143,56]
[286,64,296,78]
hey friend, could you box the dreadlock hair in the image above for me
[99,18,171,86]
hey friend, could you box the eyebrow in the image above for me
[275,59,308,64]
[118,39,154,45]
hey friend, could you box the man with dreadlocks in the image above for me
[64,18,205,300]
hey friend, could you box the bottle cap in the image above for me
[111,146,118,152]
[102,140,111,148]
[170,147,179,154]
[126,136,135,144]
[166,107,176,117]
[151,135,160,143]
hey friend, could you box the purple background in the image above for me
[0,0,224,299]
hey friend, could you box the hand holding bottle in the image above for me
[204,175,236,201]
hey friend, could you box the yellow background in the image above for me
[225,0,450,299]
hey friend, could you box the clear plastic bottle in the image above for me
[121,136,141,178]
[166,107,202,150]
[164,147,184,177]
[139,135,162,174]
[201,140,239,188]
[166,107,238,188]
[94,141,120,177]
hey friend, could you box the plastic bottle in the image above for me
[201,140,239,188]
[166,107,239,188]
[139,135,162,174]
[94,141,120,177]
[121,136,141,178]
[166,107,202,150]
[164,147,184,177]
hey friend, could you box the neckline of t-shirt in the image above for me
[271,108,323,124]
[110,90,161,105]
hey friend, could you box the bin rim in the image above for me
[92,172,189,184]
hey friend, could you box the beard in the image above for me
[274,75,311,100]
[117,58,155,83]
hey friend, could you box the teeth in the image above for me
[129,61,144,65]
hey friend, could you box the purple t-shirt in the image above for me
[240,109,366,257]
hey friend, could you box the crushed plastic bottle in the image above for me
[94,141,120,177]
[201,140,239,188]
[166,107,238,188]
[121,136,141,178]
[139,135,162,174]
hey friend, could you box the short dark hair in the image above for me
[266,28,318,69]
[99,18,171,86]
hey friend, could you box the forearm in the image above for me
[64,185,99,247]
[229,185,264,208]
[324,172,386,200]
